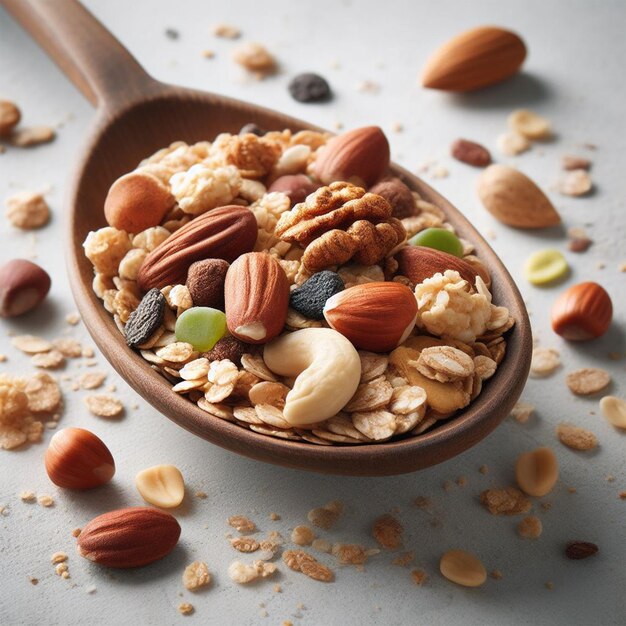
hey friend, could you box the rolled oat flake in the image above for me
[288,73,332,103]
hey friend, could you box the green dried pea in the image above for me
[409,227,463,257]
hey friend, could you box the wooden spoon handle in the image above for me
[1,0,157,110]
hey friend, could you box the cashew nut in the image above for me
[263,328,361,426]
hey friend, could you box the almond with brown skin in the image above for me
[422,26,526,92]
[313,126,390,187]
[137,205,257,291]
[224,252,290,344]
[451,139,491,167]
[395,246,479,286]
[77,507,181,568]
[565,541,598,560]
[477,164,561,229]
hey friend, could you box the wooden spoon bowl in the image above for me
[4,0,532,475]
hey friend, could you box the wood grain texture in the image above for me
[2,0,532,475]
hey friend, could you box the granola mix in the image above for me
[83,125,514,446]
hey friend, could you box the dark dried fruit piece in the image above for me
[124,288,166,348]
[568,237,592,253]
[451,139,491,167]
[369,178,417,219]
[203,335,258,365]
[290,271,344,320]
[288,73,331,103]
[186,259,229,309]
[239,123,265,136]
[565,541,598,560]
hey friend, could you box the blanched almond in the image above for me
[135,465,185,508]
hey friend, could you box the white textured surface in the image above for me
[1,1,625,625]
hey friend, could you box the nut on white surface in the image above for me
[135,464,185,508]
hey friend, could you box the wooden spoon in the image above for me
[3,0,532,475]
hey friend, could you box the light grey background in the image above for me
[1,1,625,625]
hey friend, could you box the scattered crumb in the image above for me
[269,512,280,521]
[556,423,598,451]
[77,371,107,390]
[567,487,577,494]
[20,491,36,502]
[10,126,55,147]
[392,551,415,567]
[456,476,468,487]
[481,487,531,515]
[391,122,403,133]
[29,577,38,585]
[38,494,54,507]
[517,516,543,539]
[273,584,282,593]
[178,602,194,616]
[50,552,67,564]
[307,501,343,529]
[356,80,380,94]
[545,581,554,591]
[311,538,332,553]
[541,502,552,511]
[442,480,454,492]
[413,496,432,509]
[479,465,489,475]
[213,23,241,39]
[228,515,256,534]
[410,569,428,586]
[201,50,215,59]
[71,528,81,537]
[491,569,503,580]
[65,312,80,325]
[195,491,207,499]
[291,525,315,546]
[372,514,403,549]
[85,584,97,594]
[619,492,626,500]
[84,394,123,418]
[606,475,615,483]
[182,561,211,591]
[510,402,535,424]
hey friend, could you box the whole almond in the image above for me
[313,126,390,187]
[565,541,598,560]
[451,139,491,167]
[0,259,51,317]
[422,26,526,92]
[77,507,181,568]
[137,205,257,291]
[224,252,290,344]
[395,246,478,286]
[323,282,417,353]
[477,164,561,229]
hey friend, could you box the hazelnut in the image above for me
[45,428,115,490]
[369,178,417,218]
[0,100,21,137]
[0,259,51,317]
[268,174,318,206]
[551,281,612,341]
[186,259,229,309]
[104,171,175,233]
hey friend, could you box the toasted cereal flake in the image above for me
[11,335,52,354]
[372,514,403,549]
[333,543,377,566]
[558,170,592,197]
[10,126,55,147]
[283,550,334,582]
[231,537,260,553]
[65,312,81,325]
[248,382,288,407]
[556,423,598,451]
[233,42,276,77]
[352,410,396,441]
[179,358,210,381]
[510,402,535,424]
[345,380,393,412]
[307,503,341,530]
[392,551,415,567]
[359,352,389,383]
[78,371,107,390]
[183,561,211,591]
[410,569,428,586]
[241,354,277,381]
[208,359,238,385]
[480,487,531,515]
[155,342,195,363]
[508,109,551,139]
[228,515,256,534]
[416,346,474,382]
[20,491,36,502]
[517,516,542,539]
[31,350,65,369]
[312,538,332,553]
[473,355,497,380]
[530,348,560,378]
[228,560,277,584]
[52,337,83,358]
[51,552,68,564]
[497,131,530,156]
[600,396,626,429]
[25,372,61,413]
[84,394,123,418]
[4,191,50,229]
[389,386,427,415]
[178,602,194,616]
[38,494,54,507]
[565,368,611,396]
[291,525,315,546]
[213,23,241,39]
